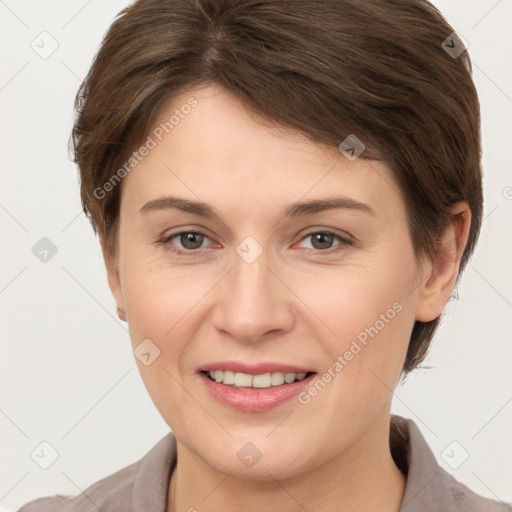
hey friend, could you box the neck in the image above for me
[167,409,406,512]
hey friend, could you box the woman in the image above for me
[18,0,510,510]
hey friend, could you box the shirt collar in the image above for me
[391,414,451,511]
[132,431,176,512]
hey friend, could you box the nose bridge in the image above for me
[212,239,294,342]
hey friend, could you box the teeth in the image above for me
[235,372,253,387]
[207,370,309,388]
[271,372,285,386]
[284,372,296,383]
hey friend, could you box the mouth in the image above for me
[197,365,318,411]
[201,369,316,388]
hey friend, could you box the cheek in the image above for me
[294,276,413,445]
[298,257,412,341]
[119,266,213,429]
[119,259,224,420]
[120,233,213,336]
[295,255,415,391]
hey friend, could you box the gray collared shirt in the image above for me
[18,415,511,511]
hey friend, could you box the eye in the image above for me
[296,231,353,252]
[157,229,353,256]
[159,230,212,254]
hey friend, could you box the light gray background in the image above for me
[1,0,511,510]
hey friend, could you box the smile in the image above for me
[203,370,314,388]
[199,368,318,411]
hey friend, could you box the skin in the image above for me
[100,83,471,512]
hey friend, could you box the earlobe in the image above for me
[99,235,127,322]
[415,203,472,322]
[117,306,127,322]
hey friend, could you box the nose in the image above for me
[211,246,295,343]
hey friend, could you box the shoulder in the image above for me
[17,457,141,512]
[441,470,512,512]
[391,415,511,512]
[17,432,176,512]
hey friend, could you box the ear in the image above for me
[415,202,472,322]
[99,235,127,322]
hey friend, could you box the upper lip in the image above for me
[197,361,315,375]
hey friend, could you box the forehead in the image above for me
[120,84,402,221]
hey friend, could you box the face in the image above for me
[105,83,435,480]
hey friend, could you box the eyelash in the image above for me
[157,230,353,256]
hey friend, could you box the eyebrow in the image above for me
[139,195,376,218]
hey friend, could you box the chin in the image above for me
[192,434,313,481]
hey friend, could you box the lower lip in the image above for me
[199,371,316,412]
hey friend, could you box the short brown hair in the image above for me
[72,0,482,375]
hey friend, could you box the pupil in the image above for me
[182,232,203,249]
[312,233,332,250]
